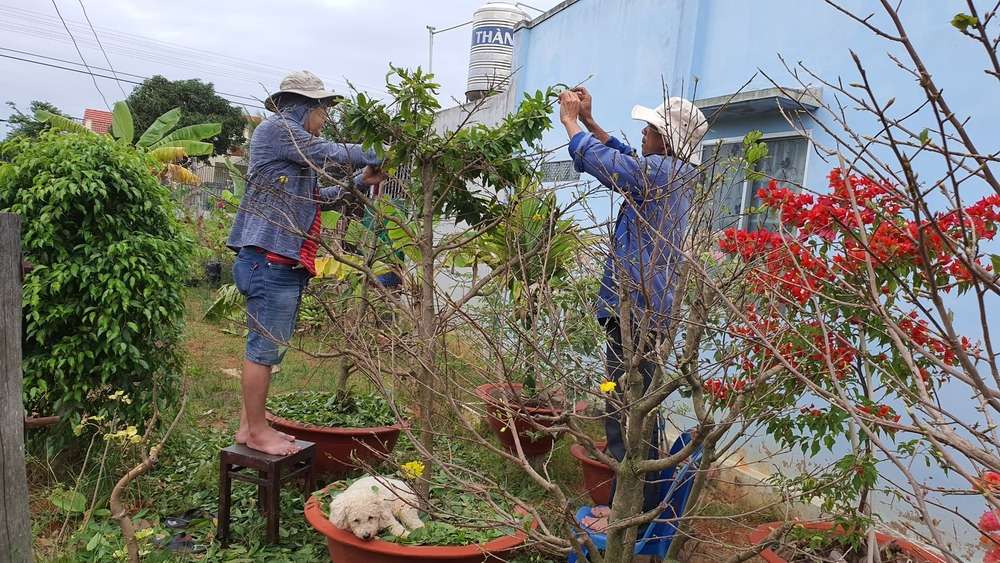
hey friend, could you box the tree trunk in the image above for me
[413,165,438,506]
[334,360,352,401]
[110,395,187,563]
[0,213,33,563]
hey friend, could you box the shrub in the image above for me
[0,131,191,443]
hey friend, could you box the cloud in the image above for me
[1,0,560,125]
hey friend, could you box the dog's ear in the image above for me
[329,498,348,529]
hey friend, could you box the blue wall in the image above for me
[507,1,998,555]
[512,0,997,207]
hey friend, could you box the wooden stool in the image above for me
[217,440,316,546]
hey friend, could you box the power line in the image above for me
[0,4,390,97]
[75,0,126,98]
[0,52,267,111]
[0,46,265,104]
[49,0,109,110]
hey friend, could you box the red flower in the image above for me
[982,510,1000,533]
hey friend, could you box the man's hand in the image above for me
[571,86,610,143]
[361,165,389,186]
[573,87,593,123]
[559,90,581,125]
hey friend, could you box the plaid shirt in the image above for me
[227,103,381,260]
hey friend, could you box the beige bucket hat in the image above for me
[631,97,709,165]
[265,70,343,112]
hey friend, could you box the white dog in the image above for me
[329,475,424,540]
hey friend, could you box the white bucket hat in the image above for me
[265,70,343,112]
[631,97,709,165]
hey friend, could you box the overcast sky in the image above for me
[0,0,560,125]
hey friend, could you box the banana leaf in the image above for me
[148,123,222,149]
[166,163,201,186]
[147,146,187,163]
[136,107,181,147]
[35,110,93,135]
[162,140,213,157]
[111,101,134,144]
[203,284,244,323]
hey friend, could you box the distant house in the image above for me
[82,108,112,134]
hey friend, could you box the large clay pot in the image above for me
[569,441,614,505]
[265,411,404,476]
[304,485,532,563]
[749,521,945,563]
[475,383,587,457]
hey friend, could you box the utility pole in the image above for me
[427,26,435,73]
[425,19,474,75]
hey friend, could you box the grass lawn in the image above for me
[28,286,760,562]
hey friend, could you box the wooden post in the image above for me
[1,213,33,562]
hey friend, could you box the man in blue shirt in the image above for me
[559,87,707,514]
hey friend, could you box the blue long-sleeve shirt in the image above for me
[568,131,694,329]
[227,103,382,259]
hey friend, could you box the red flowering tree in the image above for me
[714,161,999,559]
[701,2,1000,559]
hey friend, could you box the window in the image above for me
[700,135,809,232]
[540,160,580,183]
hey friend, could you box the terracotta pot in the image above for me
[475,383,587,457]
[749,521,945,563]
[265,411,404,476]
[304,485,533,563]
[569,441,614,505]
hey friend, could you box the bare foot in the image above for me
[245,429,301,456]
[235,427,294,444]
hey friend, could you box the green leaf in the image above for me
[148,123,222,149]
[951,13,978,31]
[35,110,93,135]
[111,101,134,144]
[136,107,182,147]
[918,128,931,146]
[991,254,1000,275]
[203,284,244,323]
[49,488,86,513]
[160,139,213,157]
[223,157,246,198]
[321,210,342,227]
[86,532,101,551]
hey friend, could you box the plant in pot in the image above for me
[294,65,560,559]
[264,388,404,477]
[304,449,536,563]
[451,181,596,456]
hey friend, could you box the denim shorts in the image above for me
[232,247,310,366]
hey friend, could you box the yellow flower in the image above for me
[278,175,288,185]
[107,390,132,404]
[599,381,617,394]
[106,425,140,444]
[400,460,425,480]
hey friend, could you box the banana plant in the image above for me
[36,101,220,186]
